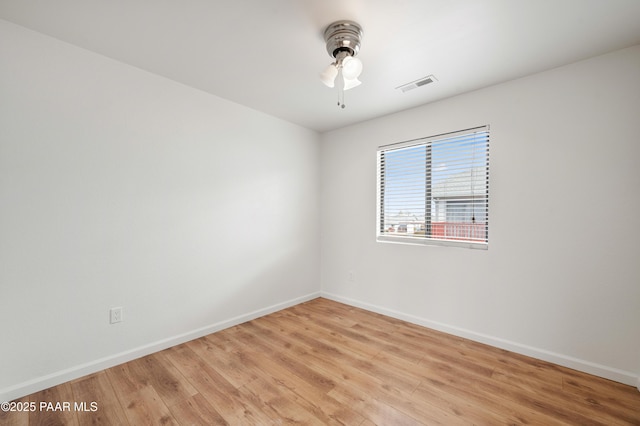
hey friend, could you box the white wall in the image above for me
[320,45,640,386]
[0,20,319,401]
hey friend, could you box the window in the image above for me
[377,126,489,249]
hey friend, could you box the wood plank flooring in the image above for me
[2,298,639,425]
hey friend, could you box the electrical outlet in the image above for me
[348,270,355,282]
[110,307,123,324]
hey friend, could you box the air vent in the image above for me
[396,75,437,93]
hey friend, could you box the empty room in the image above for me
[1,1,639,424]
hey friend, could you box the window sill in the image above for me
[377,234,488,250]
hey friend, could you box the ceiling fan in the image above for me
[320,20,364,108]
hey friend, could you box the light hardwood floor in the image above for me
[2,298,639,425]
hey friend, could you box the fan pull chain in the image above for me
[338,75,346,108]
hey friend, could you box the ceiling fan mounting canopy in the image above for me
[324,20,363,58]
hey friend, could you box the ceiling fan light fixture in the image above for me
[343,76,362,91]
[341,56,363,80]
[320,63,338,87]
[320,20,363,108]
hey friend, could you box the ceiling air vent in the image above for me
[396,75,437,93]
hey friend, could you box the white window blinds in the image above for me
[377,126,489,248]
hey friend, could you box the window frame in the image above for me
[376,125,489,250]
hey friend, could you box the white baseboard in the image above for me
[1,292,321,402]
[321,292,639,389]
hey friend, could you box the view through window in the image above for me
[377,126,489,248]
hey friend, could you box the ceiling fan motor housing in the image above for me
[324,20,363,58]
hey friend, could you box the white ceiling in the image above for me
[2,0,640,133]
